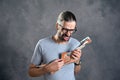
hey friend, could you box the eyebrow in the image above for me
[59,24,76,31]
[62,27,75,31]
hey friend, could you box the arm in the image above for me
[28,59,64,77]
[74,65,81,74]
[74,60,82,74]
[28,64,47,77]
[69,49,82,74]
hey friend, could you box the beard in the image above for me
[59,33,71,42]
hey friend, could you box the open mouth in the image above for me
[63,36,70,41]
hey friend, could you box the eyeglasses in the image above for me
[59,24,77,34]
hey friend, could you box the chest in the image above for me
[42,44,69,63]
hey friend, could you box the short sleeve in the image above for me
[31,41,43,66]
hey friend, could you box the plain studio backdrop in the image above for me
[0,0,120,80]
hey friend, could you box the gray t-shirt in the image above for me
[31,36,80,80]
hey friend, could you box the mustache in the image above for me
[62,34,71,37]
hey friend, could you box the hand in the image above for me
[70,49,82,63]
[44,59,64,73]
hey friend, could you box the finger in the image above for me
[58,59,63,62]
[72,55,80,59]
[73,53,80,57]
[58,60,64,65]
[71,55,78,60]
[72,51,80,56]
[54,59,63,62]
[50,72,55,74]
[73,50,80,54]
[75,49,81,52]
[58,63,64,67]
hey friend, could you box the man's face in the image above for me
[58,21,76,42]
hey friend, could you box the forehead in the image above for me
[62,21,76,29]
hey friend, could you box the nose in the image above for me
[65,31,71,37]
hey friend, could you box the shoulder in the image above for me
[38,36,50,43]
[36,36,52,47]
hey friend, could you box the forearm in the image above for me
[74,65,81,74]
[74,59,82,74]
[28,64,48,77]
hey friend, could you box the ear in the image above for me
[56,23,59,30]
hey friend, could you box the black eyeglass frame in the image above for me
[58,24,77,34]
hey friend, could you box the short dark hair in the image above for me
[57,11,77,24]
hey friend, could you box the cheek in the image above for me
[59,31,64,36]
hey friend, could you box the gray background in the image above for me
[0,0,120,80]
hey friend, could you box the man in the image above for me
[28,11,82,80]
